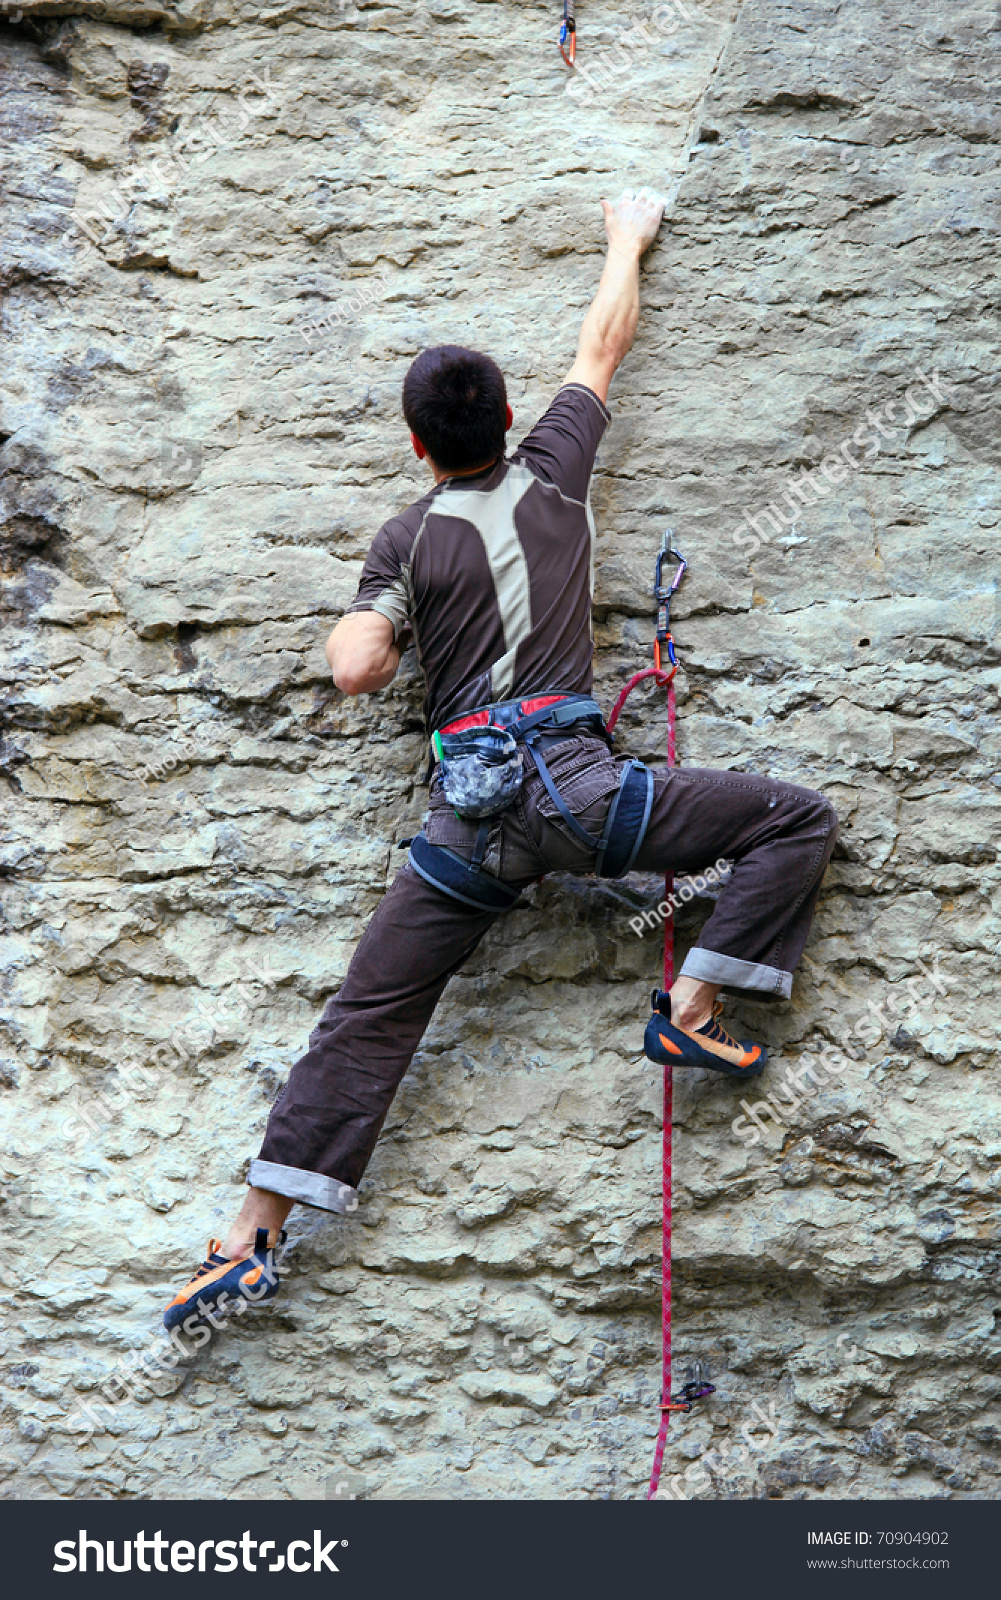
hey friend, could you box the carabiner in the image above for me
[559,0,576,68]
[660,1379,716,1414]
[655,528,686,642]
[653,635,677,674]
[660,1361,715,1413]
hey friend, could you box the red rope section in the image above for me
[604,662,678,1500]
[604,665,673,738]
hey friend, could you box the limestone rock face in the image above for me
[1,0,999,1501]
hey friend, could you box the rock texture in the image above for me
[1,0,999,1501]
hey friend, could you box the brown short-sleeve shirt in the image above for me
[347,383,610,731]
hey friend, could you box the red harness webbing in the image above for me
[605,662,677,1501]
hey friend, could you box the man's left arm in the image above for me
[328,516,411,695]
[326,611,399,696]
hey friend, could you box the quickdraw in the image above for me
[654,537,687,674]
[559,0,576,68]
[663,1364,716,1415]
[605,532,686,737]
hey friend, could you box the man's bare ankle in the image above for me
[672,999,714,1032]
[221,1226,280,1261]
[667,979,721,1034]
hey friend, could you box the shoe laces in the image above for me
[696,1001,741,1051]
[190,1238,228,1279]
[189,1231,285,1280]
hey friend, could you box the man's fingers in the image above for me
[608,185,665,211]
[637,184,666,213]
[603,186,666,250]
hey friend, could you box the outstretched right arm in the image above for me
[562,187,666,404]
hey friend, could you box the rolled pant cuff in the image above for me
[249,1158,359,1215]
[680,947,793,999]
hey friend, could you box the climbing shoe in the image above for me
[644,991,767,1078]
[163,1228,286,1332]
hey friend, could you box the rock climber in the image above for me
[165,187,837,1329]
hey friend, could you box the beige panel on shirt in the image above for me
[434,464,536,700]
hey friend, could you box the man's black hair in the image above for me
[402,345,507,472]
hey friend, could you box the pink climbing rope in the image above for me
[605,661,677,1501]
[648,669,676,1500]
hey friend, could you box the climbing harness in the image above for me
[604,532,713,1497]
[410,690,655,910]
[559,0,576,68]
[431,693,603,821]
[409,828,522,913]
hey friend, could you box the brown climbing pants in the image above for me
[250,735,837,1212]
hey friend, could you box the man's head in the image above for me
[403,345,512,474]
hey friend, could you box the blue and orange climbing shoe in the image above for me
[163,1228,286,1331]
[644,991,767,1078]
